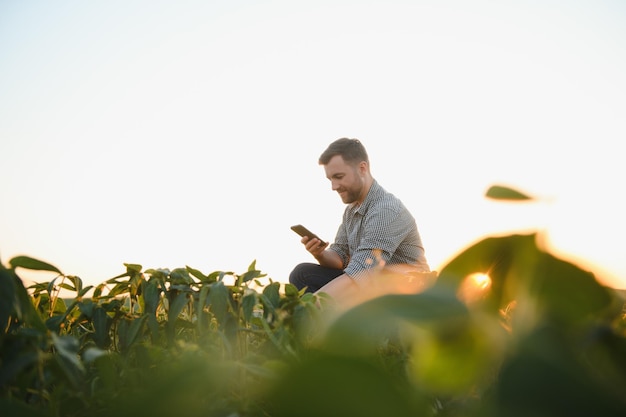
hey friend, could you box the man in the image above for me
[289,138,430,300]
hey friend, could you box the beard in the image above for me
[341,190,359,204]
[339,177,364,204]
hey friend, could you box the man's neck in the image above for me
[355,177,374,206]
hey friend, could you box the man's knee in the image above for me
[289,263,310,289]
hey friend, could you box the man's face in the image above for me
[323,155,366,204]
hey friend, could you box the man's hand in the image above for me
[302,236,328,256]
[302,237,343,269]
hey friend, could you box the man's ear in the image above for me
[359,161,368,175]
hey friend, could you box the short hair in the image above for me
[319,138,369,166]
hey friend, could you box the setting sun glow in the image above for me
[458,273,493,304]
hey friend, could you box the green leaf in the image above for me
[186,266,207,281]
[129,273,144,297]
[46,315,64,331]
[301,292,315,303]
[77,299,94,318]
[91,351,118,392]
[239,269,267,284]
[47,277,59,296]
[198,285,210,330]
[241,291,257,322]
[265,353,429,417]
[108,281,130,297]
[66,275,83,293]
[485,184,533,201]
[168,291,190,328]
[124,263,143,273]
[27,281,48,294]
[0,350,40,388]
[246,260,267,280]
[436,233,619,325]
[82,346,108,364]
[496,324,626,416]
[143,278,161,316]
[52,332,85,389]
[48,299,80,332]
[0,267,17,332]
[145,268,170,280]
[118,315,148,352]
[0,396,49,417]
[284,283,300,298]
[262,282,281,309]
[206,270,228,283]
[92,306,111,348]
[52,332,84,369]
[8,255,62,274]
[52,296,67,315]
[8,272,46,331]
[529,252,616,324]
[436,233,539,314]
[77,285,93,298]
[58,282,76,292]
[291,303,320,344]
[141,279,161,343]
[170,268,193,285]
[323,290,469,356]
[408,315,504,395]
[93,283,106,298]
[208,281,230,326]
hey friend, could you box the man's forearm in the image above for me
[315,250,344,270]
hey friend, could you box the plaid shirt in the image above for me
[329,180,429,278]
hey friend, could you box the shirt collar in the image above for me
[350,180,380,215]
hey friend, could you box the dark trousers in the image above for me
[288,263,344,293]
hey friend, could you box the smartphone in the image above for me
[290,224,328,247]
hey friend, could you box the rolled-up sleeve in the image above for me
[328,222,350,269]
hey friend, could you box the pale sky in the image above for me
[2,0,625,289]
